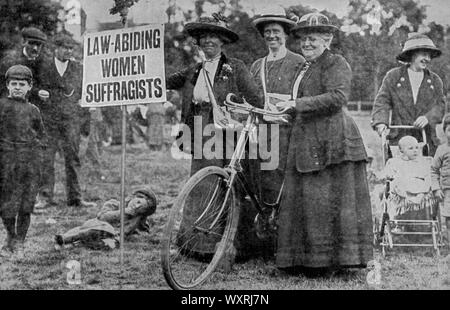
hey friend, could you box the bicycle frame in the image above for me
[196,94,291,230]
[161,94,293,290]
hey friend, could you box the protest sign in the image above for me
[81,24,166,107]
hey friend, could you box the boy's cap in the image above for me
[132,187,158,216]
[5,65,33,81]
[21,27,47,43]
[133,187,157,205]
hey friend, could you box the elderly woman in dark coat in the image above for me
[275,13,373,273]
[166,14,262,260]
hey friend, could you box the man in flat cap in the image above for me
[36,32,95,209]
[0,27,50,103]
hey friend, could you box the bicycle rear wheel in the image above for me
[161,166,239,290]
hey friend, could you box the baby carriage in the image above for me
[373,125,444,256]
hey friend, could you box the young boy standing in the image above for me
[0,65,46,258]
[431,114,450,249]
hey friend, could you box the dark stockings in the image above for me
[1,217,16,248]
[2,213,31,247]
[16,213,31,242]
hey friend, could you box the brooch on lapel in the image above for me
[220,63,233,81]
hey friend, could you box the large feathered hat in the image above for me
[184,13,239,44]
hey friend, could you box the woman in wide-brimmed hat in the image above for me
[165,14,262,263]
[275,12,373,274]
[372,33,445,156]
[247,6,306,258]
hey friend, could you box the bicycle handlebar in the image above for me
[387,125,418,129]
[225,93,293,118]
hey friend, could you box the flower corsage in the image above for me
[220,63,233,81]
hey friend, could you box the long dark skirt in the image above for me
[276,160,373,269]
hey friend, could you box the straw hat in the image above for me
[291,12,339,37]
[396,33,441,62]
[252,5,297,36]
[184,13,239,44]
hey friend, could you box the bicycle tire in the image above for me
[161,166,239,290]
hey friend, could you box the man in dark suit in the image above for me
[36,33,95,209]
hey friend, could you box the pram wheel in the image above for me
[377,125,445,257]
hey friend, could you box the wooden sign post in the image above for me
[81,16,166,265]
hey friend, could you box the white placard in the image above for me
[81,24,166,107]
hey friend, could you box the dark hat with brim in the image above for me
[21,27,47,43]
[252,15,297,36]
[184,14,239,44]
[53,32,78,48]
[291,12,339,37]
[396,34,441,62]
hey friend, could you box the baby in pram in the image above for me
[378,135,436,220]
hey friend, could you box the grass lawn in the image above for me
[0,112,449,290]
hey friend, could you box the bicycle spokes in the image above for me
[162,169,238,289]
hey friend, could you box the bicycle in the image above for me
[160,93,291,290]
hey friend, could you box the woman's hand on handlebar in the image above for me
[413,116,429,129]
[275,100,296,110]
[433,189,445,201]
[376,124,387,136]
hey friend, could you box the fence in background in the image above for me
[347,101,373,112]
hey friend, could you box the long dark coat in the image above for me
[167,53,262,151]
[166,53,263,258]
[276,50,373,269]
[371,66,445,155]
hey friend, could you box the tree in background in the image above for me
[164,0,265,69]
[339,0,449,101]
[0,0,63,55]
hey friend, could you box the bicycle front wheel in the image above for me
[161,166,239,290]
